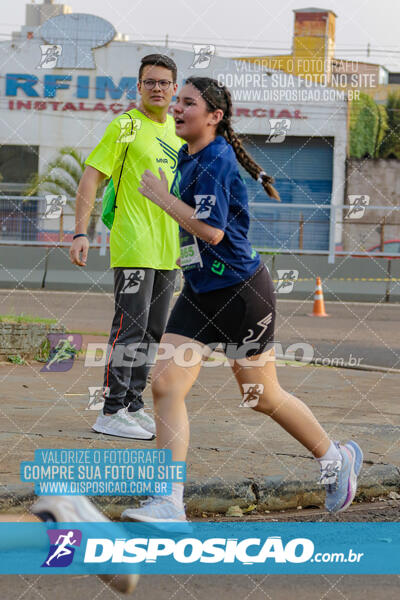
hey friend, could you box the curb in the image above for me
[184,464,400,514]
[1,464,399,518]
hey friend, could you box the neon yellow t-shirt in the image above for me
[85,109,183,269]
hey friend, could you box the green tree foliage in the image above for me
[378,92,400,159]
[349,93,388,159]
[375,104,389,156]
[25,147,106,241]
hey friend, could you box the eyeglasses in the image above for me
[140,79,174,91]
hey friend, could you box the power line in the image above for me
[1,32,400,54]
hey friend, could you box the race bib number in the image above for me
[180,231,203,271]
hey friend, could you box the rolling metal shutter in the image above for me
[241,135,333,251]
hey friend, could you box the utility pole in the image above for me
[165,33,168,48]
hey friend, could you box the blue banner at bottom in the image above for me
[0,522,399,574]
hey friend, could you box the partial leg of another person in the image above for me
[32,268,153,585]
[93,267,157,439]
[122,332,204,523]
[232,346,363,513]
[25,505,139,593]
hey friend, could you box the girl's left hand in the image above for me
[138,168,169,207]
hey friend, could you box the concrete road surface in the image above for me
[0,572,399,600]
[1,290,400,368]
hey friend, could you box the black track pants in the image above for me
[103,267,176,414]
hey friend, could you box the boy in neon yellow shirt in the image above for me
[69,54,182,439]
[86,106,180,270]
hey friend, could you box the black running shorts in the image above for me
[166,264,276,358]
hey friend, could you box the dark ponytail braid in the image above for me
[186,77,280,201]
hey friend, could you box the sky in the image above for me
[2,0,400,71]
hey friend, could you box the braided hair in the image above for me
[185,76,280,201]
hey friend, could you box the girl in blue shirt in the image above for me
[122,77,362,522]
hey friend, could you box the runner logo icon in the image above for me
[266,118,291,143]
[276,270,299,293]
[41,333,82,373]
[190,45,215,69]
[192,195,216,219]
[38,45,62,69]
[42,529,82,568]
[117,116,142,143]
[45,194,67,219]
[122,270,145,294]
[345,195,370,219]
[239,383,264,408]
[87,386,110,410]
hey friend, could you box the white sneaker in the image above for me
[92,407,155,440]
[97,573,140,594]
[31,494,110,522]
[31,496,140,594]
[128,408,156,435]
[122,496,187,523]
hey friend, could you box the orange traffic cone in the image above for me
[309,277,329,317]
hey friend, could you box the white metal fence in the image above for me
[1,196,400,264]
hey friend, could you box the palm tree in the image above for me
[25,147,107,241]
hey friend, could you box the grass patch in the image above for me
[68,329,108,337]
[7,355,26,365]
[34,337,51,362]
[0,313,57,325]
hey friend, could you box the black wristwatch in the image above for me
[73,233,88,240]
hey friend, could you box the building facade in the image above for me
[0,10,347,253]
[238,8,389,91]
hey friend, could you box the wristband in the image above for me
[73,233,88,240]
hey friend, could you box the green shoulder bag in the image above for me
[101,112,133,229]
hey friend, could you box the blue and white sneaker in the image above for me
[319,441,363,513]
[122,496,187,523]
[347,440,364,477]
